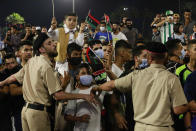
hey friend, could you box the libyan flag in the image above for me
[85,47,107,84]
[86,11,100,29]
[104,14,112,31]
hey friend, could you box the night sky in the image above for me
[0,0,191,27]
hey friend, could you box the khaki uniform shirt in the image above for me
[14,55,62,106]
[115,64,187,126]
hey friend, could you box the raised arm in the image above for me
[48,17,59,41]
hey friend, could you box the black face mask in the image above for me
[183,56,190,64]
[68,57,82,66]
[127,25,133,30]
[124,60,135,71]
[112,28,117,32]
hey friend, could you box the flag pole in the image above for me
[104,13,111,45]
[85,9,91,23]
[89,47,104,65]
[52,0,55,17]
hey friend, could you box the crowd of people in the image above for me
[0,8,196,131]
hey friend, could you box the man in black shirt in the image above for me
[165,39,184,73]
[2,53,23,131]
[21,23,35,42]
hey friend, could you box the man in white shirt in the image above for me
[112,40,132,78]
[54,43,83,131]
[112,22,128,47]
[48,13,85,63]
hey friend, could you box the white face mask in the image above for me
[100,27,105,32]
[168,16,173,20]
[16,57,21,64]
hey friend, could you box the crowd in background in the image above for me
[0,7,196,131]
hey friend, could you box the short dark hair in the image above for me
[11,25,19,31]
[65,13,77,20]
[75,63,91,76]
[19,40,33,49]
[67,43,82,57]
[4,53,16,62]
[165,39,181,56]
[146,42,167,60]
[126,18,132,23]
[132,46,146,57]
[25,23,32,28]
[100,22,106,25]
[188,40,196,50]
[115,40,131,56]
[112,21,120,25]
[102,41,109,46]
[184,8,192,13]
[174,23,183,33]
[89,40,102,48]
[33,33,49,56]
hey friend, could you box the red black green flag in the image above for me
[85,47,107,84]
[104,13,112,31]
[86,11,100,29]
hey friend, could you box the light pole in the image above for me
[179,0,181,13]
[73,0,75,13]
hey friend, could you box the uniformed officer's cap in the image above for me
[33,33,49,52]
[146,42,168,54]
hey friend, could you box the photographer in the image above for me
[156,10,175,44]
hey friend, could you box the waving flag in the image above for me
[85,47,107,84]
[104,13,112,31]
[86,10,100,29]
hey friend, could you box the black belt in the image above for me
[24,103,51,113]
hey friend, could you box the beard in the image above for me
[112,29,117,32]
[48,52,58,58]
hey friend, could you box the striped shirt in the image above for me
[160,22,174,44]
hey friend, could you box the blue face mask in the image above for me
[16,57,21,64]
[94,49,104,59]
[139,59,148,69]
[80,75,93,86]
[0,57,2,65]
[180,49,186,60]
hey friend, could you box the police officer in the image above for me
[91,42,189,131]
[0,33,95,131]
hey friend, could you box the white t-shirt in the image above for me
[55,61,73,93]
[112,63,124,78]
[65,87,101,131]
[112,32,127,47]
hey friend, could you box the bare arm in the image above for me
[0,75,17,87]
[184,112,192,130]
[173,104,189,115]
[92,80,115,94]
[188,100,196,111]
[9,84,22,95]
[156,19,167,27]
[105,70,117,80]
[0,86,9,94]
[65,114,90,123]
[53,91,96,105]
[21,33,29,42]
